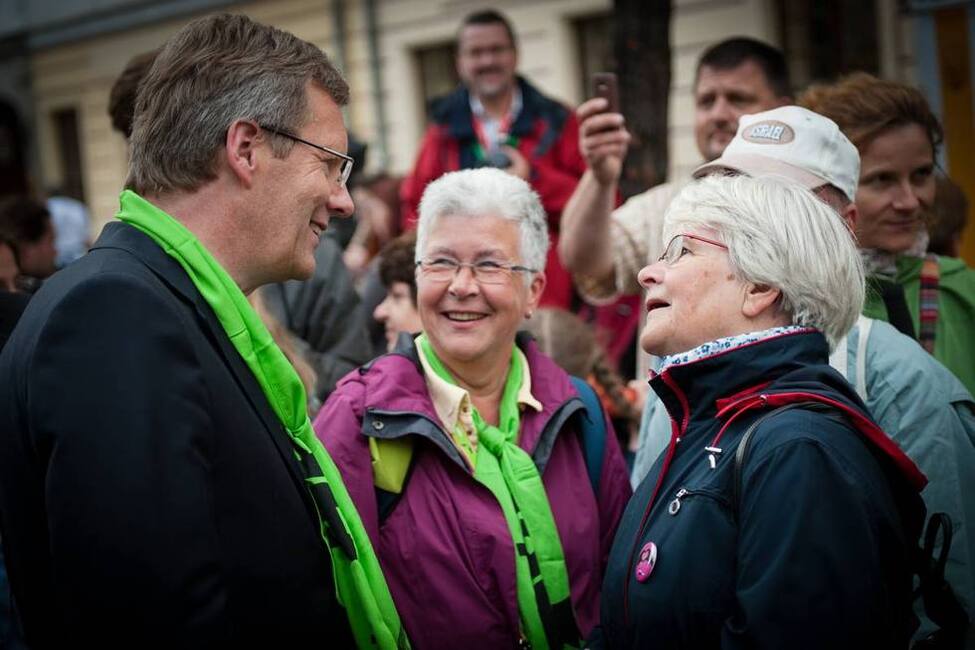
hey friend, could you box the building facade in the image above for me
[1,0,972,261]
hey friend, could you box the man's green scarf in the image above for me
[417,334,580,650]
[117,190,408,649]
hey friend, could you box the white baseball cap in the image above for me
[693,106,860,202]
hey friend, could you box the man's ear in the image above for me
[741,282,781,319]
[225,119,263,189]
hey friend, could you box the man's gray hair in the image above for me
[415,168,549,274]
[126,13,348,196]
[665,174,864,349]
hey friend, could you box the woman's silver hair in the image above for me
[664,174,864,349]
[415,168,549,274]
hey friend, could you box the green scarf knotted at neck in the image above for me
[417,334,581,650]
[116,189,408,650]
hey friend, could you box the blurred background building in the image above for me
[0,0,972,261]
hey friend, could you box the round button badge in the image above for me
[634,541,657,582]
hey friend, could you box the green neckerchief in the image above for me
[116,190,408,650]
[417,334,580,650]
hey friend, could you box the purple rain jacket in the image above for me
[313,333,633,649]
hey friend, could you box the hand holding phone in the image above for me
[579,72,629,184]
[591,72,619,114]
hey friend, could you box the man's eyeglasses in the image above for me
[657,233,728,265]
[259,124,354,187]
[416,257,538,285]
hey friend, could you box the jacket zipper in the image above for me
[623,370,689,631]
[666,486,731,516]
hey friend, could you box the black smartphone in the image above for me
[591,72,619,113]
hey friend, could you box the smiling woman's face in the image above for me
[854,122,936,253]
[416,213,543,372]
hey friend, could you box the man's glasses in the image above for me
[259,124,354,187]
[657,233,729,265]
[416,257,537,285]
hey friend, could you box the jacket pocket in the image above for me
[666,485,732,518]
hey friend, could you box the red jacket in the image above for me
[400,78,586,308]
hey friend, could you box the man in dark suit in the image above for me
[0,14,359,647]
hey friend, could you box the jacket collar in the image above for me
[90,221,323,522]
[432,77,549,140]
[649,328,826,435]
[415,338,543,438]
[658,326,812,372]
[93,221,200,306]
[360,331,580,459]
[648,326,927,492]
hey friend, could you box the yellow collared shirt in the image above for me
[415,339,543,468]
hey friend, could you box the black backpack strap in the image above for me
[732,402,843,523]
[874,277,917,340]
[913,514,970,648]
[732,401,970,645]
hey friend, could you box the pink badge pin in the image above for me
[634,541,657,582]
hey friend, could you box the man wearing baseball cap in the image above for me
[693,104,858,206]
[633,105,975,642]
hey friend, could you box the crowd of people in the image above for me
[0,7,973,650]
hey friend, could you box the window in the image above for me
[574,13,614,98]
[52,107,85,202]
[414,41,458,122]
[0,102,28,198]
[777,0,880,89]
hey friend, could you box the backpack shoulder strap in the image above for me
[732,401,841,522]
[569,376,606,495]
[731,400,969,641]
[917,513,970,641]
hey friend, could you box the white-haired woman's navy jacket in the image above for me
[595,327,926,649]
[633,317,975,638]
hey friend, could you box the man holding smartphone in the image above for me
[559,38,792,375]
[400,9,587,309]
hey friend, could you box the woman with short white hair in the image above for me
[594,174,926,649]
[315,168,632,649]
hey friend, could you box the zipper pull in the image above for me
[705,446,722,469]
[668,488,688,515]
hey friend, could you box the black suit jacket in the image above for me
[0,222,353,648]
[0,290,29,353]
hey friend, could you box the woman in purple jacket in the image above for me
[314,168,631,649]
